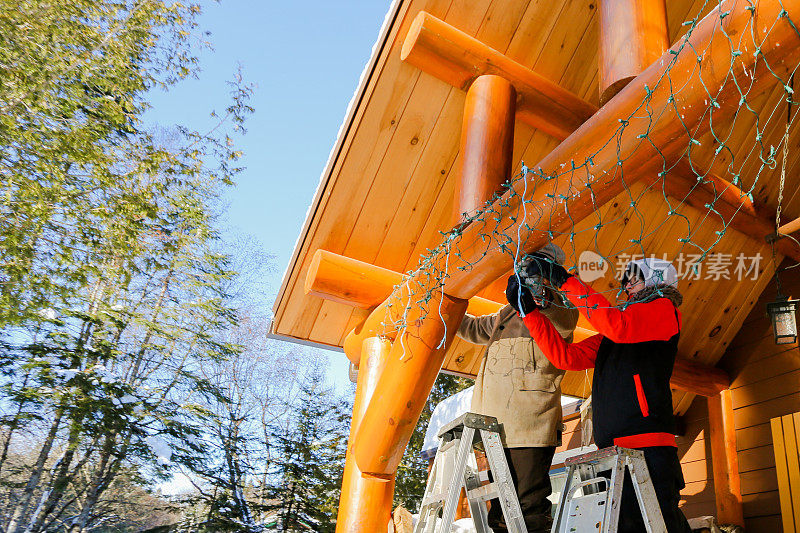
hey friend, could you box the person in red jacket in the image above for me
[507,254,691,533]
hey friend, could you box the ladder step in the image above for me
[414,413,526,533]
[420,493,445,506]
[437,412,501,438]
[553,446,668,533]
[466,482,499,502]
[565,444,635,466]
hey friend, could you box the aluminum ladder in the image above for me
[551,446,667,533]
[414,412,526,533]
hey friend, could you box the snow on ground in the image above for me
[159,472,195,496]
[399,516,480,532]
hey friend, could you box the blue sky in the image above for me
[145,0,393,392]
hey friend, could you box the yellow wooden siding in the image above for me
[772,413,800,533]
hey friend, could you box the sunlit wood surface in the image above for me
[272,0,800,413]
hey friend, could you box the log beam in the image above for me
[305,250,730,396]
[666,161,800,262]
[400,10,800,265]
[779,216,800,237]
[400,11,596,139]
[336,338,395,532]
[305,250,404,310]
[599,0,669,105]
[768,215,800,244]
[707,389,745,527]
[670,356,729,398]
[308,248,492,311]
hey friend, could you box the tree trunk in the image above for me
[0,372,31,475]
[128,270,172,381]
[68,435,123,533]
[6,407,64,533]
[25,412,86,532]
[224,416,253,526]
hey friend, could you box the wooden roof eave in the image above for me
[271,0,800,402]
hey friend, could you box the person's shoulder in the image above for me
[495,303,515,316]
[650,296,679,308]
[627,296,679,316]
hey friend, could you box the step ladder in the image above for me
[551,446,667,533]
[415,412,526,533]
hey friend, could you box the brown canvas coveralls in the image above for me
[457,297,577,532]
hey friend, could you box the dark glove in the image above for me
[521,253,572,288]
[506,275,539,315]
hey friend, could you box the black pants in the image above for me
[612,446,692,533]
[487,446,555,533]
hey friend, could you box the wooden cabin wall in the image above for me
[676,398,716,519]
[719,260,800,531]
[553,416,584,463]
[675,260,800,531]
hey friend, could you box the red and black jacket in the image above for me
[522,276,681,449]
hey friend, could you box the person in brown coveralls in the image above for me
[456,243,578,533]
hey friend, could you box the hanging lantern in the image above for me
[766,296,799,345]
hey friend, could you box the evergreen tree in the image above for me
[392,373,471,512]
[265,370,350,532]
[0,162,245,532]
[0,1,254,531]
[0,0,251,328]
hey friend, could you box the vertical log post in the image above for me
[353,290,468,475]
[336,338,395,533]
[707,389,745,527]
[598,0,669,105]
[353,74,517,477]
[455,74,516,224]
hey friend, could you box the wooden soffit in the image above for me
[272,0,800,413]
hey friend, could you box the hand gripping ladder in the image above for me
[414,412,526,533]
[551,446,667,533]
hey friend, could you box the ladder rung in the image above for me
[437,412,501,437]
[421,493,445,506]
[466,482,499,502]
[439,438,459,454]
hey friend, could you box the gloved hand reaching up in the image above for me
[505,275,539,315]
[520,253,572,288]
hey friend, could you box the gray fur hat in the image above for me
[532,242,566,265]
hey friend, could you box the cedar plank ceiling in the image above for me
[272,0,800,412]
